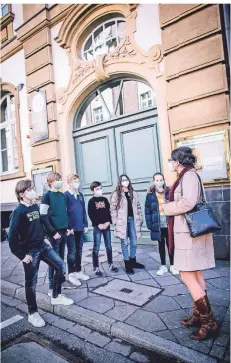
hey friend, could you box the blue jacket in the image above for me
[145,187,169,241]
[64,191,88,232]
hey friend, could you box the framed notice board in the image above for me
[32,165,54,197]
[175,130,230,184]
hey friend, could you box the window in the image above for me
[1,4,9,17]
[0,93,19,175]
[75,79,155,128]
[140,91,153,110]
[82,18,126,60]
[93,107,104,123]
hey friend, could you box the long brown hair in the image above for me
[115,174,133,210]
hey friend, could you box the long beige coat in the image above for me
[163,169,215,272]
[110,190,143,240]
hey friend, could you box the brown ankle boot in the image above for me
[181,302,200,327]
[191,295,219,341]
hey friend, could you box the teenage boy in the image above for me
[8,180,74,328]
[64,173,90,285]
[40,172,76,296]
[88,181,118,276]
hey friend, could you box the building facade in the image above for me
[1,4,230,257]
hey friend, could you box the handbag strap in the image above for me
[180,172,206,203]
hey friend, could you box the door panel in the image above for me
[115,117,160,240]
[115,117,160,188]
[75,129,117,193]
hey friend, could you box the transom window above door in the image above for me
[76,79,156,129]
[82,18,126,60]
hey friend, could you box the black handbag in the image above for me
[182,173,221,238]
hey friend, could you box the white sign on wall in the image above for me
[31,91,49,143]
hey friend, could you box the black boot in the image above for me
[129,257,145,269]
[124,260,134,275]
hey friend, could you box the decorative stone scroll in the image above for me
[55,4,163,105]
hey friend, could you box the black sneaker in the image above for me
[109,264,118,272]
[94,267,103,277]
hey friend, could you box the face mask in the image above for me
[155,181,164,188]
[72,182,80,191]
[53,181,63,189]
[121,181,129,187]
[95,189,103,197]
[25,190,37,200]
[168,162,175,173]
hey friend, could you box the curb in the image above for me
[1,279,217,363]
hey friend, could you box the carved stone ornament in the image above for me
[73,61,94,85]
[103,36,137,64]
[55,4,163,105]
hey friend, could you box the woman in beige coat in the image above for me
[110,174,144,274]
[163,147,219,341]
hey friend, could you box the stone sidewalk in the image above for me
[1,241,230,363]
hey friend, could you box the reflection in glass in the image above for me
[83,18,126,60]
[77,79,155,128]
[0,93,18,174]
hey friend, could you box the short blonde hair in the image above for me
[47,172,62,187]
[67,173,80,185]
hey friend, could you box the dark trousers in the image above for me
[92,227,113,268]
[48,230,66,289]
[23,242,65,314]
[158,227,174,266]
[67,231,83,274]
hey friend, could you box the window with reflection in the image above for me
[1,4,9,17]
[0,93,19,174]
[76,79,156,129]
[82,18,126,60]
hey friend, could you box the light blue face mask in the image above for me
[53,181,63,189]
[154,181,164,188]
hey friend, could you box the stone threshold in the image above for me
[1,279,216,363]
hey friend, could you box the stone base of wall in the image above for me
[205,186,230,259]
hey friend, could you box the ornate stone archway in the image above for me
[55,4,173,182]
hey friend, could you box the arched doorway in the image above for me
[73,78,161,242]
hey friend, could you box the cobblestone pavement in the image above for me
[1,241,230,363]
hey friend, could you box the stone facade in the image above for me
[0,4,230,258]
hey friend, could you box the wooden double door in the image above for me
[73,108,161,242]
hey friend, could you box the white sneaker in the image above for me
[156,265,168,276]
[28,312,45,327]
[74,270,90,281]
[170,265,180,275]
[51,294,74,306]
[68,273,81,286]
[48,289,52,297]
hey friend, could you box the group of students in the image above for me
[8,170,177,328]
[8,146,219,342]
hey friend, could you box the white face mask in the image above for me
[72,182,80,191]
[168,162,175,173]
[121,181,129,187]
[25,190,37,200]
[95,189,103,197]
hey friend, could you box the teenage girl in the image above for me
[145,172,179,276]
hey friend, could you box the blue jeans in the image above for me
[48,230,66,289]
[92,227,113,268]
[23,242,66,314]
[67,231,83,274]
[120,217,137,260]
